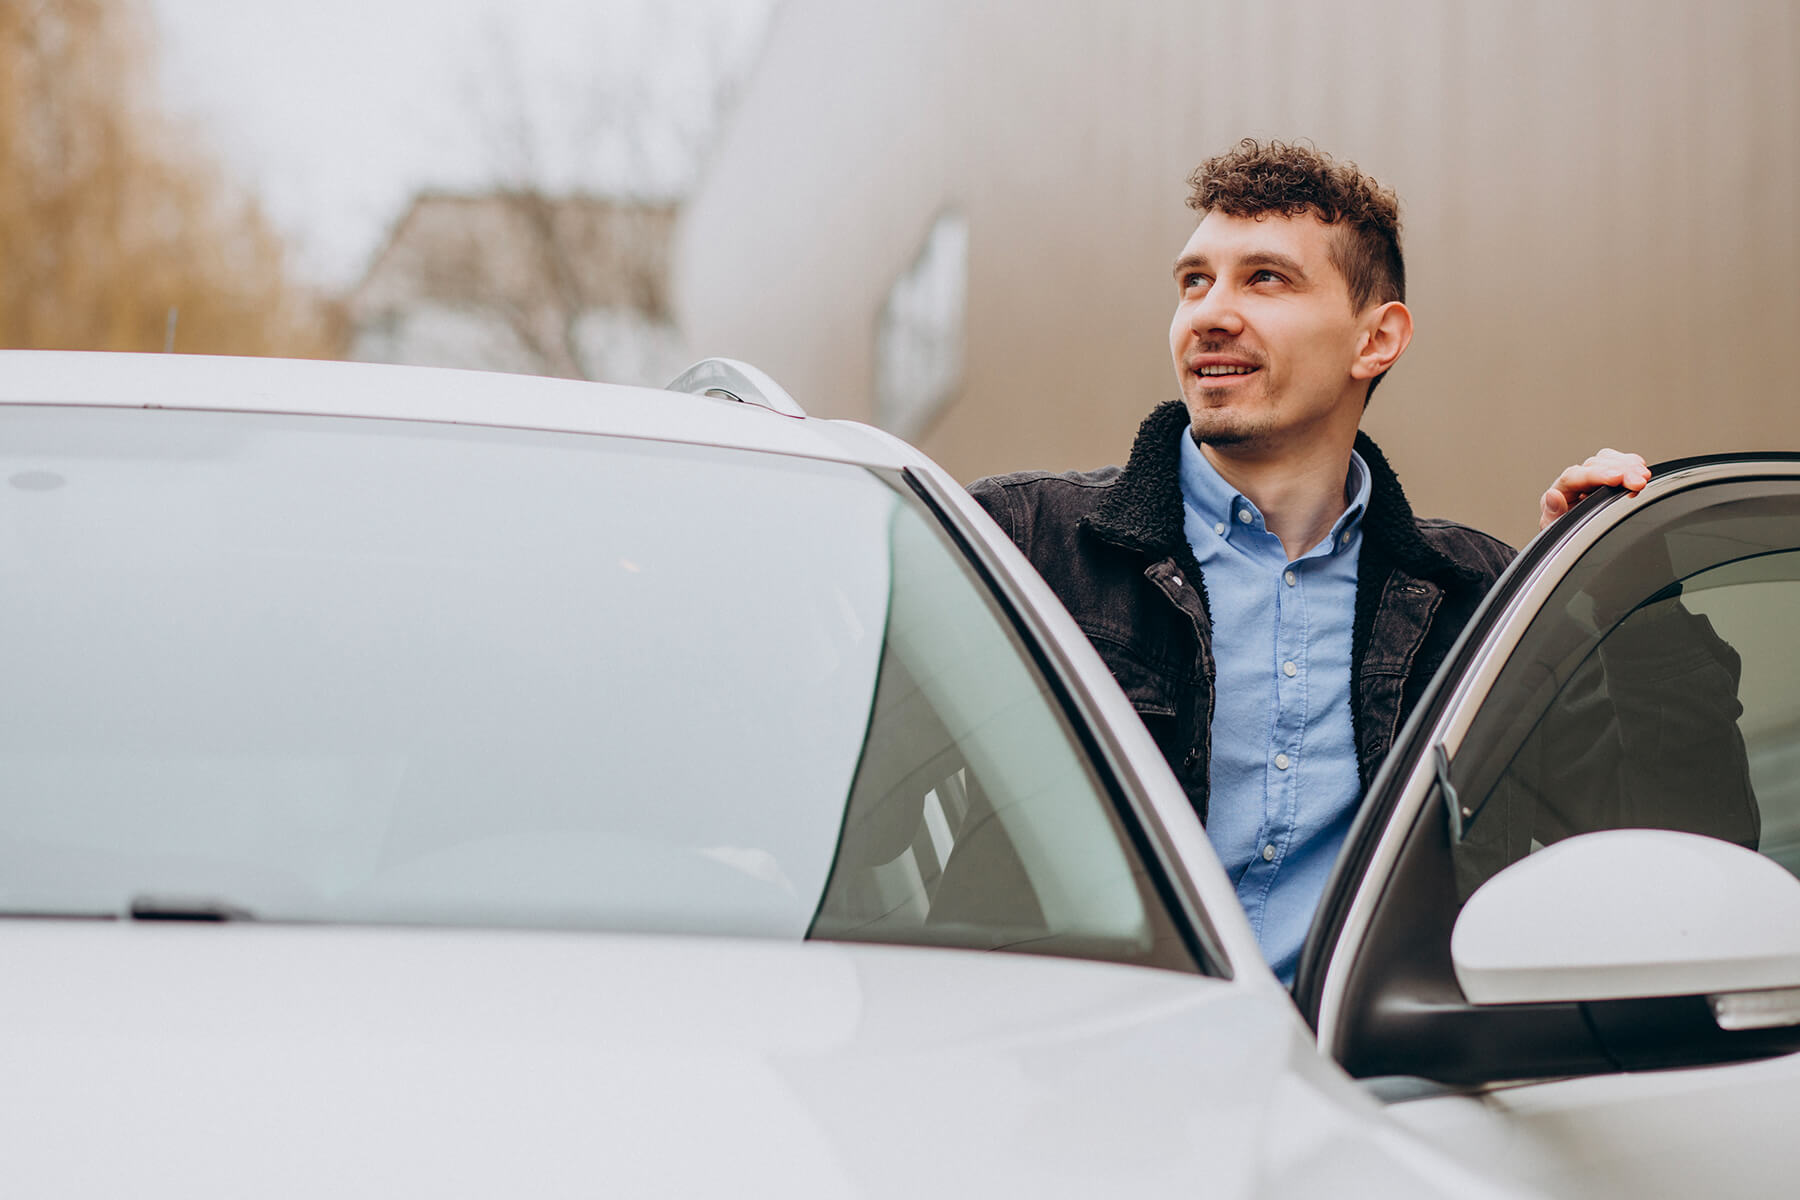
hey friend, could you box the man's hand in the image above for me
[1539,449,1652,530]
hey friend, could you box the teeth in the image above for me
[1198,365,1254,376]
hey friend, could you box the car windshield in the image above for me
[0,405,1193,972]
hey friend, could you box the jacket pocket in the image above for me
[1084,631,1182,717]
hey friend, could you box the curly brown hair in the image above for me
[1186,139,1404,313]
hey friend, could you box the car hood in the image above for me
[0,923,1520,1198]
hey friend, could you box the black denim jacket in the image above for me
[968,400,1516,824]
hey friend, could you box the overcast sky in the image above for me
[147,0,772,288]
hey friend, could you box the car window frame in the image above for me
[901,464,1238,980]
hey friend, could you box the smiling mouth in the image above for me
[1194,365,1258,378]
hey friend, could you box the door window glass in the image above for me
[1448,482,1800,900]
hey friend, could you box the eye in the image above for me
[1249,268,1284,285]
[1180,272,1209,293]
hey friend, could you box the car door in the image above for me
[1292,454,1800,1198]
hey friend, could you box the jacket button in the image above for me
[1170,575,1183,589]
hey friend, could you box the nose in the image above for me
[1188,281,1245,337]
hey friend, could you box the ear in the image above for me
[1350,301,1413,381]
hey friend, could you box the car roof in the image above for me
[0,351,920,470]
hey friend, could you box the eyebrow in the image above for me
[1172,250,1310,280]
[1172,254,1204,278]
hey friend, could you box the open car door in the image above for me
[1296,454,1800,1198]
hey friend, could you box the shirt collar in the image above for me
[1178,429,1372,556]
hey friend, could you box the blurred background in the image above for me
[5,0,1796,545]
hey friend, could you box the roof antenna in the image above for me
[164,307,179,353]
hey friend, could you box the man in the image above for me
[969,140,1654,983]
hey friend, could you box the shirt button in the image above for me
[1341,530,1352,546]
[1275,753,1290,770]
[1213,522,1226,535]
[1262,843,1277,862]
[1283,570,1297,587]
[1236,509,1253,524]
[1282,660,1298,677]
[1170,575,1183,588]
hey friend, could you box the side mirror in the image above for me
[1452,829,1800,1009]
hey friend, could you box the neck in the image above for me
[1200,435,1356,560]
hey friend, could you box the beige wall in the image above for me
[675,0,1800,547]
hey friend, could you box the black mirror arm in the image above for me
[1434,743,1468,843]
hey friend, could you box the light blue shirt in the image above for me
[1177,431,1371,985]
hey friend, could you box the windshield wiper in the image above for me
[0,908,117,921]
[128,894,256,922]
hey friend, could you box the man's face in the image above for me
[1169,210,1374,454]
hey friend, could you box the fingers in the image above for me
[1539,449,1652,530]
[1538,486,1570,530]
[1583,448,1652,492]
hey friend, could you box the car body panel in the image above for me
[0,924,1513,1198]
[0,351,912,469]
[1388,1052,1800,1199]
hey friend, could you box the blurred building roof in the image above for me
[347,191,686,384]
[351,191,676,322]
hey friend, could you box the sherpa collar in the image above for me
[1082,399,1480,585]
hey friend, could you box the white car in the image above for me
[0,351,1794,1198]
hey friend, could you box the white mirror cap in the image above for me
[1452,828,1800,1006]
